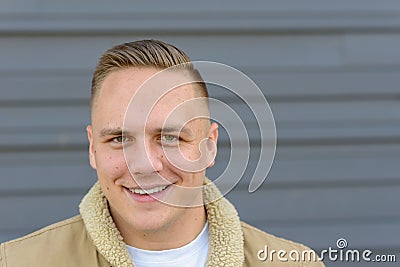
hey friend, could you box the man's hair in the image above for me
[91,39,208,108]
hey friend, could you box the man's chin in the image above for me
[126,209,181,234]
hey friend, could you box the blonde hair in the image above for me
[91,39,207,108]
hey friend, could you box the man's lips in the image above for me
[123,182,173,190]
[127,184,169,195]
[122,182,176,195]
[123,183,174,203]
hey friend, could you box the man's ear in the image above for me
[86,125,97,170]
[206,122,219,168]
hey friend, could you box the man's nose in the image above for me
[126,141,163,175]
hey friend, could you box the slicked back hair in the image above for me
[90,39,208,109]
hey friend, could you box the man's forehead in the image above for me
[92,67,208,130]
[125,97,208,131]
[150,87,198,109]
[99,68,199,103]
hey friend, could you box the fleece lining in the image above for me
[79,179,244,267]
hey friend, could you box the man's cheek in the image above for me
[97,155,128,179]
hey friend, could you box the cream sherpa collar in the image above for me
[79,179,244,267]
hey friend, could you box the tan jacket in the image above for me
[0,181,325,267]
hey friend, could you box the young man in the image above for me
[0,40,325,267]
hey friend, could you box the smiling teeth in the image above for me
[129,185,168,195]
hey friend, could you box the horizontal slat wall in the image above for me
[2,0,400,32]
[1,1,400,266]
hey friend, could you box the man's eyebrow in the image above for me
[99,128,130,137]
[157,126,193,136]
[99,126,194,137]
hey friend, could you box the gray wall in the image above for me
[1,1,399,266]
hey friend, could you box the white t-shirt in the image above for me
[126,222,209,267]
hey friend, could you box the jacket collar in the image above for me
[79,179,244,267]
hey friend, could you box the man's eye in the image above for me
[161,135,178,143]
[112,136,127,143]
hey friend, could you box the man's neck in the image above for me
[115,205,207,251]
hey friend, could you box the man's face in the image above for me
[87,67,218,234]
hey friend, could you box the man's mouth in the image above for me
[128,185,169,195]
[124,183,174,203]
